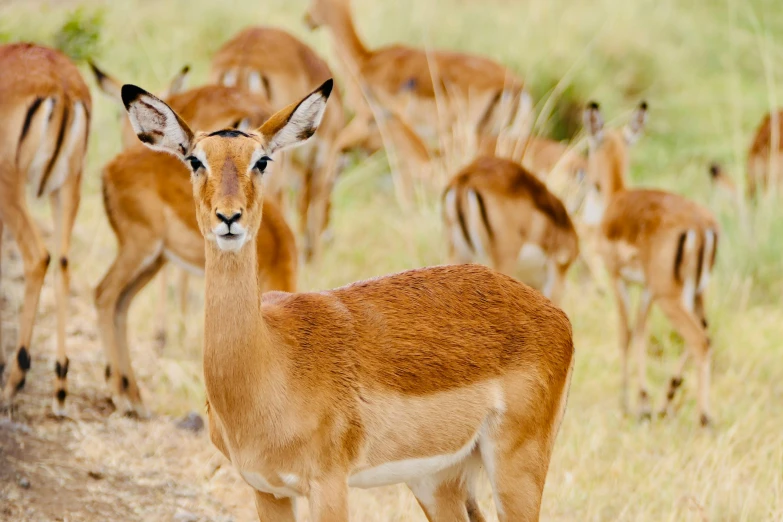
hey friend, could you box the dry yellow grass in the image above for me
[2,0,783,520]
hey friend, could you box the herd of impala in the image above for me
[0,0,775,519]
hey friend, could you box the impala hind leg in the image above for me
[631,290,653,420]
[95,240,162,415]
[254,491,296,521]
[609,277,632,414]
[1,181,50,408]
[307,478,349,522]
[114,255,165,416]
[408,451,485,522]
[656,296,712,426]
[0,219,5,386]
[154,267,169,347]
[49,172,80,416]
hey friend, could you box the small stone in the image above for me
[17,476,30,489]
[88,469,104,480]
[175,412,204,434]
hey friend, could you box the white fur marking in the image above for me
[681,230,697,313]
[127,94,190,156]
[221,69,237,87]
[465,189,488,260]
[241,471,299,499]
[138,242,164,278]
[581,187,604,226]
[619,266,645,285]
[248,71,263,93]
[698,229,715,293]
[348,430,481,489]
[42,101,86,195]
[518,243,547,265]
[444,188,473,261]
[26,97,56,190]
[163,249,204,276]
[542,260,557,299]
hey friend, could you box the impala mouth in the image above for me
[214,228,247,252]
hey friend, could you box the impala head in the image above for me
[581,101,647,221]
[122,79,333,252]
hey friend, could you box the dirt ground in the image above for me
[0,230,260,522]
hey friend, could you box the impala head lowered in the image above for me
[121,79,333,252]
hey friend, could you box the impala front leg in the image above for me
[254,491,296,522]
[308,478,349,522]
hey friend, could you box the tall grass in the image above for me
[2,0,783,519]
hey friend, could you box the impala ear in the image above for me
[583,101,604,143]
[258,79,333,155]
[121,84,194,159]
[623,101,648,145]
[89,61,123,104]
[162,64,191,98]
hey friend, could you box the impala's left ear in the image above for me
[121,84,194,159]
[258,79,333,155]
[623,101,647,145]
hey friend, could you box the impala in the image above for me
[210,26,347,261]
[443,155,579,305]
[123,78,574,521]
[0,43,91,415]
[709,109,783,200]
[584,101,718,425]
[95,81,296,416]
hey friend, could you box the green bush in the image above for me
[53,7,103,62]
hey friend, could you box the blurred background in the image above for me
[0,0,782,520]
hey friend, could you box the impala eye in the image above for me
[254,156,272,174]
[186,156,204,172]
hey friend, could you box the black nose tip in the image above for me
[216,211,242,226]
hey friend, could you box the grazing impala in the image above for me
[305,0,532,195]
[583,101,718,426]
[210,26,347,261]
[443,155,579,305]
[709,109,783,200]
[96,86,295,416]
[123,78,574,521]
[0,43,91,415]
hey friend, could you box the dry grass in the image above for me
[2,0,783,520]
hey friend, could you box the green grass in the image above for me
[3,0,783,519]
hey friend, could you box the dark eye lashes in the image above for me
[186,156,203,172]
[254,156,272,173]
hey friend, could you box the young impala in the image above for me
[123,78,574,521]
[0,43,91,415]
[583,101,718,426]
[709,109,783,200]
[443,155,579,305]
[96,84,296,416]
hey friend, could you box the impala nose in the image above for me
[216,210,242,226]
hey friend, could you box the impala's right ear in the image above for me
[89,61,123,103]
[121,84,194,158]
[583,101,604,143]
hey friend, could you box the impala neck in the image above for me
[203,237,269,405]
[324,0,369,67]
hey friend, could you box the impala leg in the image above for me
[177,269,189,336]
[254,491,296,521]
[408,456,484,522]
[543,260,569,306]
[609,277,632,414]
[482,432,548,522]
[656,296,712,426]
[115,255,165,417]
[49,172,81,416]
[631,289,653,420]
[0,218,5,386]
[302,155,336,263]
[1,184,49,407]
[155,267,168,347]
[95,240,162,414]
[308,478,349,522]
